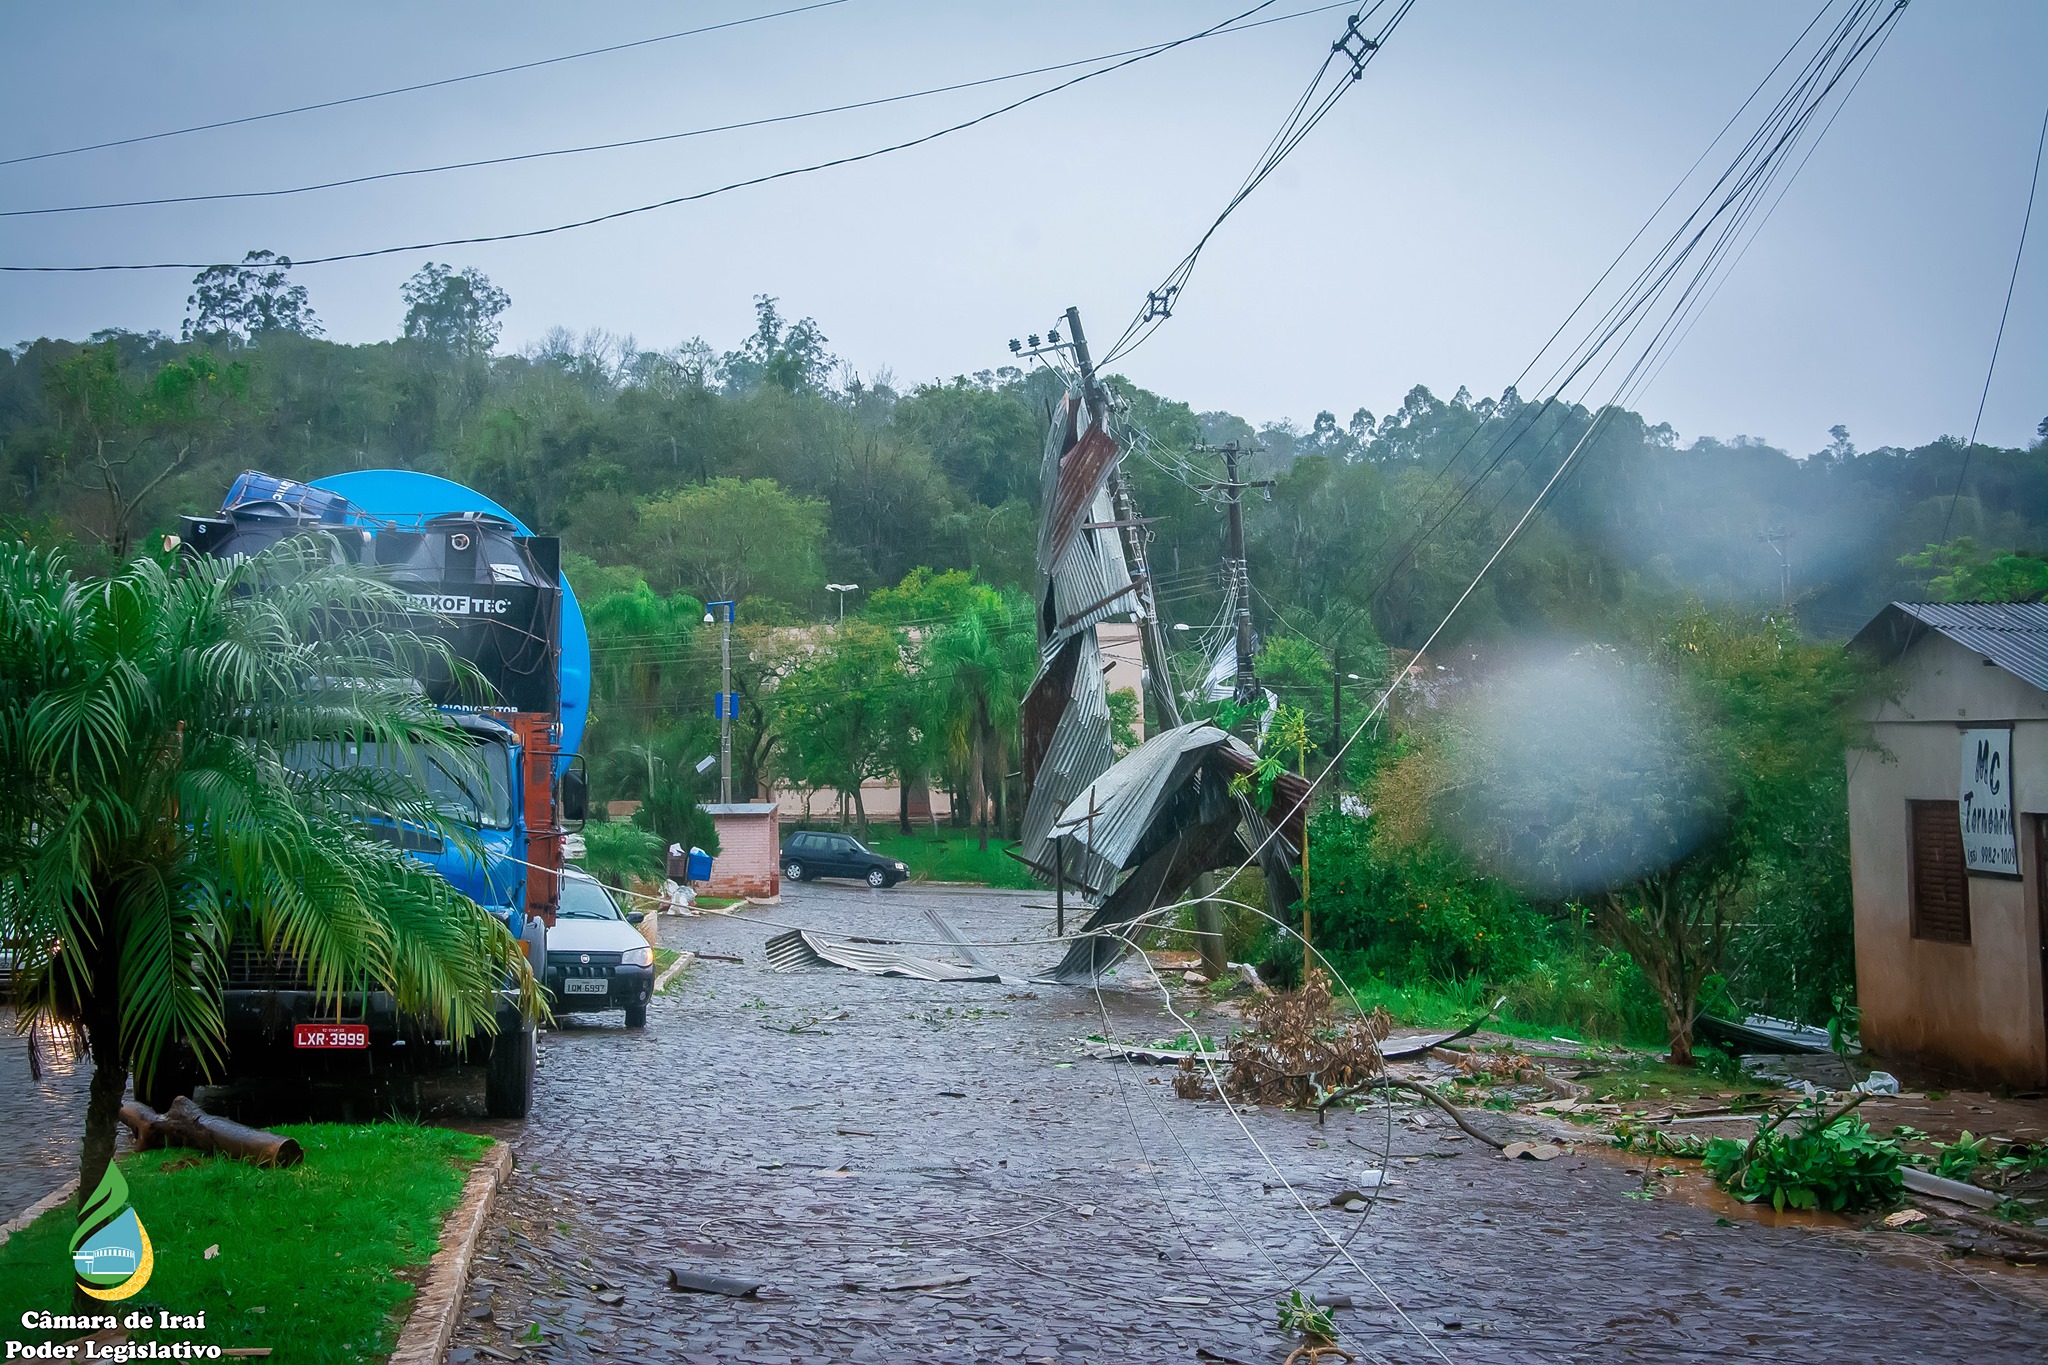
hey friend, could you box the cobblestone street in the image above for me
[442,883,2047,1364]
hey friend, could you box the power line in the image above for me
[0,1,1286,273]
[1937,95,2047,547]
[1098,0,1416,366]
[0,0,854,170]
[1,2,1359,220]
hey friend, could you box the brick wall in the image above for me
[703,809,781,901]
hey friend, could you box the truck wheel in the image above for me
[624,1001,648,1029]
[484,1020,536,1119]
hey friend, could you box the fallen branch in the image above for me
[120,1097,303,1167]
[1322,1078,1506,1149]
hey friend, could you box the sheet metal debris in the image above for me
[764,928,1001,983]
[666,1268,763,1297]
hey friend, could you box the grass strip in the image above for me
[0,1122,489,1362]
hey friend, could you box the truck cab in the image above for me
[171,470,589,1119]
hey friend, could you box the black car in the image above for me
[780,831,909,888]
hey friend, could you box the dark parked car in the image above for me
[780,831,908,888]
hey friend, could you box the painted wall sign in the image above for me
[1958,727,2018,876]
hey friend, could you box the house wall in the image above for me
[704,809,781,900]
[1849,632,2048,1085]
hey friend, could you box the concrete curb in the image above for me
[388,1141,513,1365]
[654,951,697,993]
[0,1179,77,1250]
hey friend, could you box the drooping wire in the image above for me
[2,2,1361,221]
[1936,95,2047,548]
[1098,0,1416,367]
[0,1,1286,273]
[0,0,855,170]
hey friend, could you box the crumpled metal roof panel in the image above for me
[1017,630,1122,896]
[1047,721,1234,872]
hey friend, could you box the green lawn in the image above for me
[0,1123,489,1362]
[858,828,1037,889]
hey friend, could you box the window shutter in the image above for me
[1909,800,1971,944]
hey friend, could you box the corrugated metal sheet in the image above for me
[1016,631,1121,896]
[1046,722,1230,872]
[763,928,1000,983]
[1037,424,1120,574]
[1850,601,2048,692]
[1045,488,1135,646]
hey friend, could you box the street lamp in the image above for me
[826,583,859,622]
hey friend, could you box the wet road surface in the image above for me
[440,883,2048,1364]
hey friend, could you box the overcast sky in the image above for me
[3,1,2043,454]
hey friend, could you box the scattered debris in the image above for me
[1695,1012,1832,1055]
[1900,1167,2002,1210]
[1501,1142,1563,1162]
[1375,997,1505,1061]
[764,927,1000,983]
[843,1271,975,1293]
[666,1268,763,1298]
[1882,1208,1929,1229]
[1083,1039,1229,1066]
[1174,971,1386,1108]
[1277,1290,1353,1365]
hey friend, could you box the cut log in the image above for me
[119,1097,302,1167]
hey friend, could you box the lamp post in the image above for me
[705,601,736,803]
[826,583,859,623]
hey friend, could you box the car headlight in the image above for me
[895,862,907,872]
[620,945,653,968]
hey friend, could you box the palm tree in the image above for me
[926,597,1035,850]
[0,538,535,1300]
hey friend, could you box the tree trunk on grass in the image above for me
[898,772,912,836]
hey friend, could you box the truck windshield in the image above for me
[285,737,513,831]
[558,875,623,920]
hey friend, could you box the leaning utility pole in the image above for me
[1197,442,1275,733]
[1064,305,1182,729]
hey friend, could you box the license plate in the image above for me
[562,978,608,996]
[294,1023,369,1049]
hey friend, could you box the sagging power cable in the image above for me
[0,1,1287,273]
[0,0,854,170]
[1098,0,1416,367]
[1,2,1361,220]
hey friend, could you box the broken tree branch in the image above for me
[120,1096,303,1167]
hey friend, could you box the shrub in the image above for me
[1309,812,1543,984]
[1703,1109,1903,1213]
[578,820,668,890]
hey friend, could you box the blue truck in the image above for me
[169,469,594,1118]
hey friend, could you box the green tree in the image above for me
[0,539,535,1303]
[780,620,906,831]
[632,477,826,605]
[182,249,322,342]
[1899,537,2048,602]
[45,344,247,560]
[925,596,1036,849]
[719,295,834,394]
[402,262,511,354]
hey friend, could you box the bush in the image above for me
[578,820,668,889]
[1703,1109,1904,1213]
[1310,812,1544,983]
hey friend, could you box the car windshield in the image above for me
[284,736,512,830]
[558,875,622,920]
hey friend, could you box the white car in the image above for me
[544,868,655,1028]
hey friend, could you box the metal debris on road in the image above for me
[667,1268,764,1298]
[764,927,1001,983]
